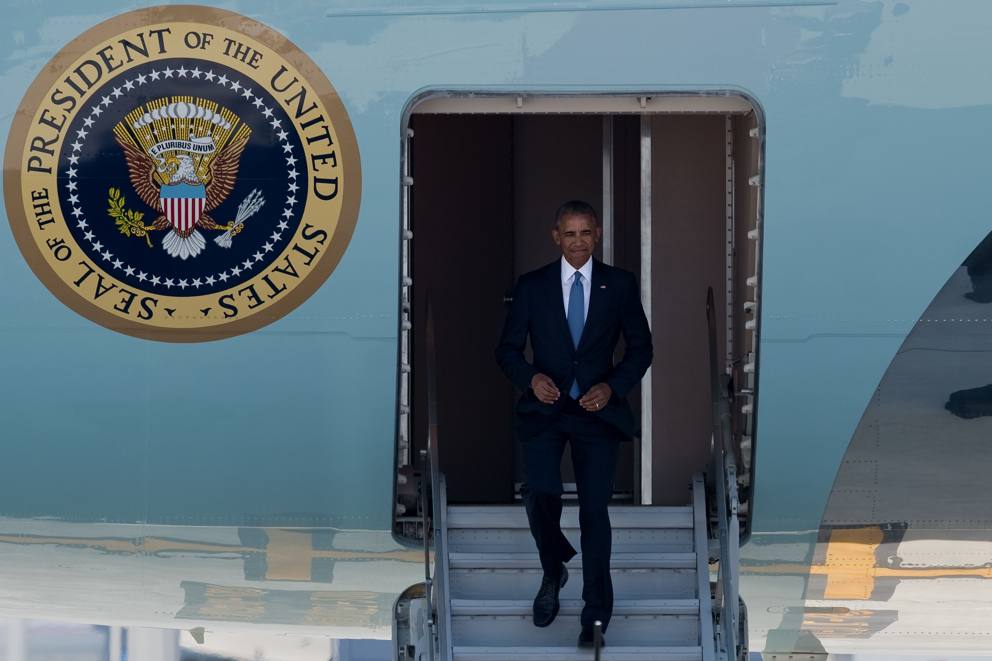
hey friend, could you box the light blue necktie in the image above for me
[567,271,585,398]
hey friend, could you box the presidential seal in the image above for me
[4,6,360,341]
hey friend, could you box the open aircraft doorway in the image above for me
[394,93,763,537]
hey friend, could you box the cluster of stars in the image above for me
[63,65,301,292]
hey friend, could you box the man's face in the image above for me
[553,213,601,268]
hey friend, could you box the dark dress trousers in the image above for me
[495,258,652,631]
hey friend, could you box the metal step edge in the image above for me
[449,551,697,569]
[452,645,703,661]
[447,506,693,530]
[451,598,700,616]
[449,505,693,514]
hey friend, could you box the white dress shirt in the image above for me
[561,256,593,320]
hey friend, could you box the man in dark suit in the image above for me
[495,200,652,648]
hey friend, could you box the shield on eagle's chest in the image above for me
[160,182,207,234]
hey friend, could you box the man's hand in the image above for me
[530,373,560,404]
[579,383,612,412]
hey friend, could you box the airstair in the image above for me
[441,478,721,660]
[398,290,746,661]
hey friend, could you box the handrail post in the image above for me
[420,448,431,586]
[706,287,742,661]
[419,447,436,661]
[420,296,450,660]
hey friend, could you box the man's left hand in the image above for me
[579,383,612,412]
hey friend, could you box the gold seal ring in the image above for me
[4,6,362,342]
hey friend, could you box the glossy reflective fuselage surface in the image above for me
[3,0,992,653]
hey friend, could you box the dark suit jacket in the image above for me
[495,259,652,440]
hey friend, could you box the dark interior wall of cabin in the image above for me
[511,115,604,276]
[410,113,643,502]
[409,112,740,505]
[611,116,643,279]
[511,115,615,492]
[510,115,641,496]
[410,114,517,503]
[610,116,645,496]
[611,115,641,502]
[650,114,729,505]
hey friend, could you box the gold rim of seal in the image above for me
[3,5,362,342]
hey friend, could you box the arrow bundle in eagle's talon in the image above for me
[214,188,266,248]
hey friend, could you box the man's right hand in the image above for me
[530,373,560,404]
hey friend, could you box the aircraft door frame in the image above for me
[395,91,763,516]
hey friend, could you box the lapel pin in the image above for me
[600,285,607,289]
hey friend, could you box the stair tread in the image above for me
[450,563,697,600]
[451,607,699,646]
[454,645,702,651]
[452,645,703,660]
[450,505,692,513]
[448,527,694,555]
[451,598,699,616]
[449,551,697,569]
[447,506,693,530]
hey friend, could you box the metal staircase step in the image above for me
[450,566,697,600]
[422,477,726,660]
[448,527,693,554]
[447,505,693,530]
[451,612,699,647]
[449,551,697,569]
[452,645,703,661]
[451,598,699,616]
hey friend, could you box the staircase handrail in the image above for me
[706,287,743,661]
[420,297,451,660]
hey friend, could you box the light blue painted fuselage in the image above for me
[2,0,991,652]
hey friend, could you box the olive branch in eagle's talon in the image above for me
[107,187,157,248]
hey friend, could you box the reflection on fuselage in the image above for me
[0,520,421,636]
[794,242,992,652]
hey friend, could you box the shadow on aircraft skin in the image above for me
[946,230,992,418]
[756,228,992,654]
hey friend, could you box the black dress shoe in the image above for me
[578,624,605,648]
[532,564,568,627]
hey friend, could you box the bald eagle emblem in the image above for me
[111,97,265,259]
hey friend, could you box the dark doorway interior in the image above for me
[408,110,757,506]
[409,115,516,504]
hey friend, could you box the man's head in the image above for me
[552,200,601,269]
